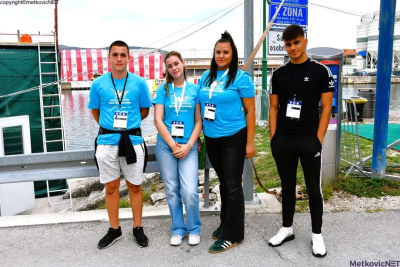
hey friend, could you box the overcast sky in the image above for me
[0,0,397,57]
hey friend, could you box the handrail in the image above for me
[0,146,157,184]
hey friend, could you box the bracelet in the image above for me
[188,142,193,148]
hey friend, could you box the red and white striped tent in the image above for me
[61,49,164,82]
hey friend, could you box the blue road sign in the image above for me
[270,0,308,6]
[269,4,308,31]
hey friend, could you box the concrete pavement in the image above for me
[1,211,399,267]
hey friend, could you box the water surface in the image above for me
[62,84,400,150]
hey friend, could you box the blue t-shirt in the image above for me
[87,72,152,145]
[199,69,255,138]
[152,82,200,144]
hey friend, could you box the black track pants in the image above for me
[271,134,324,234]
[205,127,247,242]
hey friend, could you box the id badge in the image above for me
[286,100,302,121]
[171,121,184,138]
[204,103,216,121]
[113,111,128,130]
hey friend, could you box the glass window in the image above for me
[187,69,195,76]
[3,126,23,155]
[194,69,206,76]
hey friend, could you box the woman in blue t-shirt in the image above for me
[198,31,256,253]
[153,51,202,246]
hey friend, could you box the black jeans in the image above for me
[271,134,324,234]
[205,127,247,242]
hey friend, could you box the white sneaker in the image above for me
[170,235,183,246]
[312,233,327,257]
[268,227,295,247]
[188,234,201,246]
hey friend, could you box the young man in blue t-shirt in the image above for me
[88,40,152,249]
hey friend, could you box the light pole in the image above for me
[261,0,270,121]
[371,0,397,178]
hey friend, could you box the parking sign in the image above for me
[269,4,308,31]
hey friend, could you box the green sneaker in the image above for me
[212,227,221,240]
[208,238,237,254]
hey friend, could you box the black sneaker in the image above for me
[133,226,149,247]
[97,226,122,249]
[212,226,221,240]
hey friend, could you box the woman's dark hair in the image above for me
[204,31,238,89]
[163,51,187,97]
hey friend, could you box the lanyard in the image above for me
[208,69,229,102]
[171,81,186,119]
[111,72,128,110]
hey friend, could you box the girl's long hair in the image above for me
[204,31,238,89]
[163,51,187,96]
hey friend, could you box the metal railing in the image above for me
[255,88,269,132]
[340,98,370,178]
[0,147,156,184]
[0,144,260,212]
[358,139,400,181]
[340,98,400,182]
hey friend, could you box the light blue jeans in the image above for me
[155,137,201,236]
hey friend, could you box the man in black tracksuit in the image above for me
[268,25,334,258]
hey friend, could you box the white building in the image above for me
[356,12,400,70]
[180,49,284,79]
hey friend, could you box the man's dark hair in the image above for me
[109,40,129,54]
[282,25,304,41]
[205,30,239,89]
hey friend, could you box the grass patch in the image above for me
[295,200,309,213]
[334,176,400,198]
[254,126,400,199]
[341,135,400,173]
[253,128,280,189]
[98,200,106,210]
[255,181,281,193]
[118,197,132,208]
[253,127,305,192]
[387,154,400,165]
[143,190,152,204]
[338,132,400,197]
[97,189,153,209]
[150,184,157,192]
[365,207,385,213]
[98,197,131,209]
[322,184,335,201]
[210,178,220,187]
[358,136,374,159]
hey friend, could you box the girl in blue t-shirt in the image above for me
[153,51,202,246]
[198,31,256,253]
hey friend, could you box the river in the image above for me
[62,84,400,151]
[62,90,155,151]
